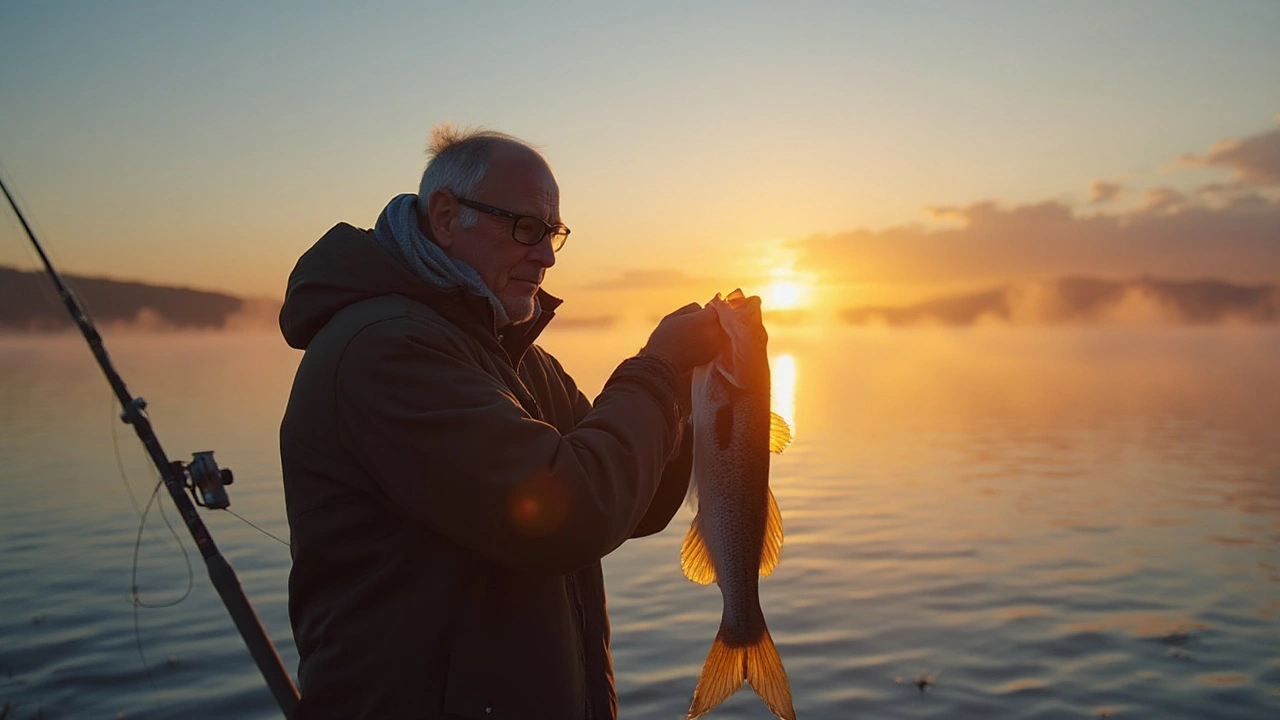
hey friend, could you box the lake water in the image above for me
[1,325,1278,719]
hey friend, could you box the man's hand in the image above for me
[640,302,727,375]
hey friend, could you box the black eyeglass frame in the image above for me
[455,197,571,252]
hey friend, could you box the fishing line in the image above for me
[221,508,291,549]
[111,392,145,517]
[128,474,194,701]
[110,392,193,699]
[124,459,195,607]
[139,479,194,610]
[109,390,195,601]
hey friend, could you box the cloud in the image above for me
[1139,187,1188,214]
[1089,180,1123,203]
[1179,122,1280,185]
[796,189,1280,290]
[842,277,1279,327]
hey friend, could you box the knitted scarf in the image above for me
[372,193,511,328]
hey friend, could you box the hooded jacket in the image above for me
[279,223,692,720]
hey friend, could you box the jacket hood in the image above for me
[279,223,561,349]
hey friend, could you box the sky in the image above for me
[1,1,1278,320]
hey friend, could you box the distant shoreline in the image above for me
[1,265,278,332]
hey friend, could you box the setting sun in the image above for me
[762,280,810,311]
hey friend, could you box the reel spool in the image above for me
[177,451,234,510]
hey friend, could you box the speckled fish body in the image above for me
[682,290,795,720]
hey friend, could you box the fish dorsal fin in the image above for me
[760,488,784,577]
[680,514,717,585]
[769,411,792,454]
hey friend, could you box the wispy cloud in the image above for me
[1139,187,1189,214]
[1089,180,1123,204]
[1179,120,1280,185]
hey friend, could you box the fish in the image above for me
[681,289,795,720]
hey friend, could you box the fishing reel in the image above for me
[172,451,234,510]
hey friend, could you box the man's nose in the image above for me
[529,234,556,268]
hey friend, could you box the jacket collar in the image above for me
[501,289,561,363]
[445,286,563,366]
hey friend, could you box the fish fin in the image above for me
[760,488,784,578]
[686,630,741,719]
[680,514,718,585]
[745,622,796,720]
[687,614,796,720]
[769,412,792,454]
[684,474,699,510]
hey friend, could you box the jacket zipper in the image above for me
[566,572,594,719]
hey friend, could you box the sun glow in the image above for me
[762,280,810,311]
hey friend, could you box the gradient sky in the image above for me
[1,1,1277,317]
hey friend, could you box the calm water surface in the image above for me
[1,326,1278,719]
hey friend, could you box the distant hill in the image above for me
[842,277,1280,326]
[0,265,265,331]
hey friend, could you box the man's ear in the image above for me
[423,189,458,250]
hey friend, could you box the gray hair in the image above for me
[417,124,541,229]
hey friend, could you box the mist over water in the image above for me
[1,326,1278,718]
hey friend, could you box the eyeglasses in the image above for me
[456,198,571,252]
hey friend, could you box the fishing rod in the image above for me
[1,175,300,719]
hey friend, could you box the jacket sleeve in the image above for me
[334,320,683,575]
[630,425,692,538]
[547,353,693,539]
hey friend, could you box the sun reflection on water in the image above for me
[771,353,797,436]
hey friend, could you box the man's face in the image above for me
[438,147,560,325]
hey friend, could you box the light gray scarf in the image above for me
[372,193,511,328]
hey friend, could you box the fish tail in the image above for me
[687,613,796,720]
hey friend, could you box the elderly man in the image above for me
[279,126,725,720]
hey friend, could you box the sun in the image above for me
[761,279,809,311]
